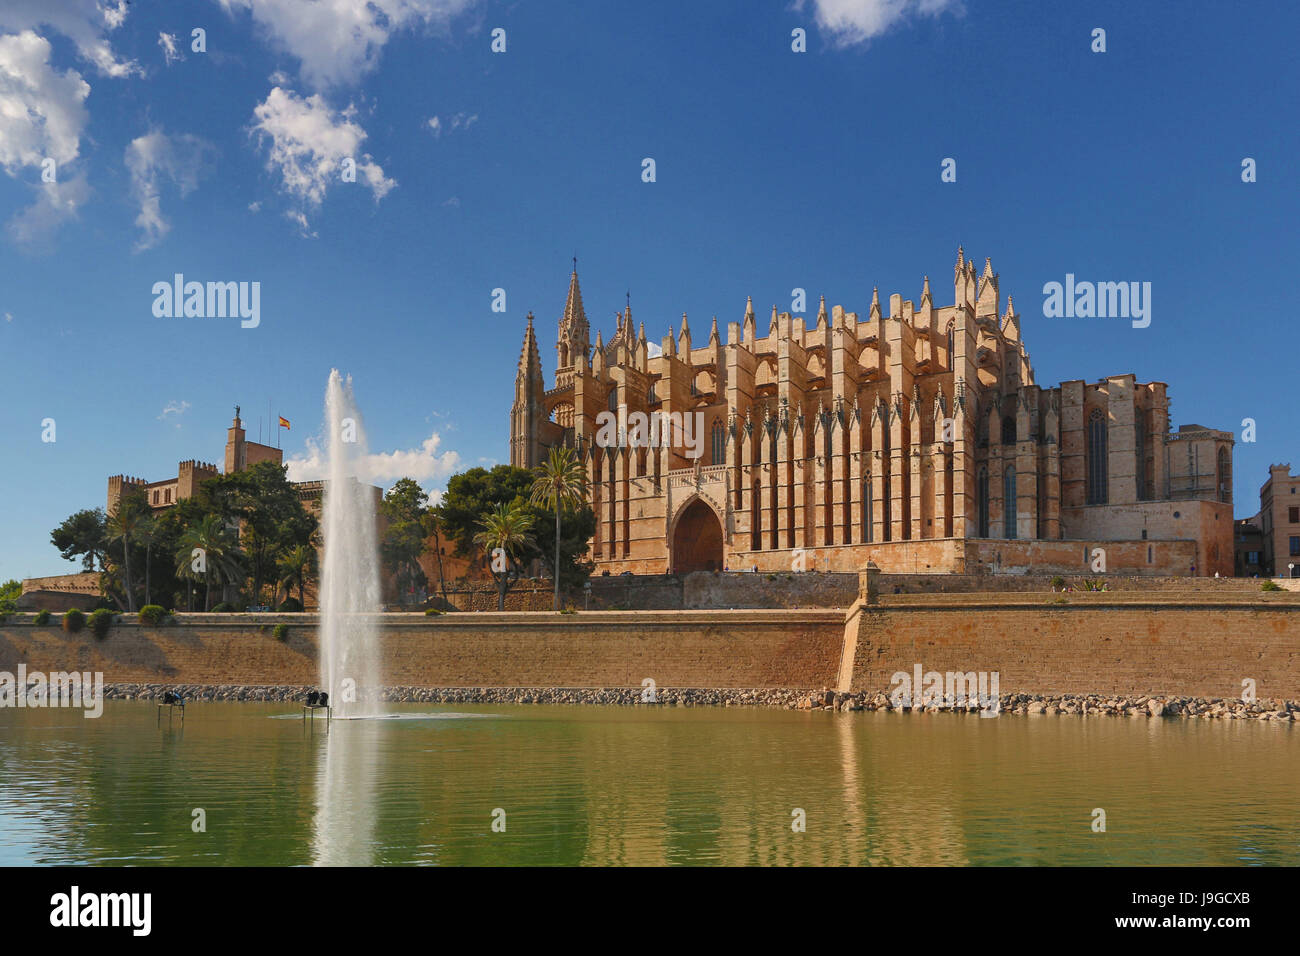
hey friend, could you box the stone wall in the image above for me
[0,610,846,690]
[838,596,1300,699]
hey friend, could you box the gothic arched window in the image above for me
[1135,408,1148,501]
[1217,447,1231,503]
[1002,415,1017,446]
[977,466,990,537]
[711,421,725,465]
[1086,409,1108,505]
[607,387,618,413]
[946,324,955,367]
[863,477,873,543]
[1003,465,1017,538]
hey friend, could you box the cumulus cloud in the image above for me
[217,0,480,89]
[251,86,395,227]
[125,130,217,250]
[0,32,91,172]
[796,0,962,46]
[0,31,94,247]
[286,431,462,488]
[0,0,139,77]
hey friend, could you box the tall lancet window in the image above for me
[1217,447,1231,503]
[1003,465,1017,538]
[947,324,955,367]
[1135,408,1148,501]
[977,466,990,537]
[711,421,725,466]
[863,478,873,543]
[1086,408,1108,505]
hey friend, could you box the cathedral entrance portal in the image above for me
[672,499,724,573]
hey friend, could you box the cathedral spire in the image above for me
[870,286,881,322]
[558,265,589,370]
[709,314,719,345]
[816,294,828,329]
[743,296,756,343]
[769,304,778,338]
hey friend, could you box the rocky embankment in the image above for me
[102,684,1298,720]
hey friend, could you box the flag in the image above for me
[278,416,290,430]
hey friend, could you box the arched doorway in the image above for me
[672,499,723,573]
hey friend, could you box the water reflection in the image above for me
[311,719,382,866]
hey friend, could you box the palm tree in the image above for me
[136,516,158,607]
[107,499,148,612]
[529,446,588,610]
[473,501,535,611]
[278,544,317,609]
[176,515,241,611]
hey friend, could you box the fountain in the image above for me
[317,369,382,718]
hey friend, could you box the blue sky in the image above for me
[2,0,1297,579]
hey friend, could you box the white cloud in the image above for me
[3,311,12,322]
[157,400,191,427]
[426,111,477,137]
[0,31,94,247]
[158,32,182,66]
[797,0,962,46]
[287,430,462,488]
[251,86,395,229]
[125,130,217,250]
[6,175,91,248]
[646,341,663,359]
[217,0,480,89]
[0,32,91,172]
[0,0,138,77]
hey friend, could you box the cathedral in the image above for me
[510,250,1235,577]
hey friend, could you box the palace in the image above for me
[510,250,1235,577]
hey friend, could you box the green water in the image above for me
[0,702,1295,866]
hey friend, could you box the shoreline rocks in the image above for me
[100,684,1299,721]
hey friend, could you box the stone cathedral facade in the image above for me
[510,251,1234,577]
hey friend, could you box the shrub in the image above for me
[273,623,289,642]
[88,608,114,639]
[1049,575,1065,591]
[211,602,236,613]
[1261,579,1283,592]
[277,597,303,613]
[139,604,168,625]
[63,608,85,633]
[34,609,50,626]
[559,607,576,615]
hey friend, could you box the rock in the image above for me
[1148,699,1165,717]
[1027,702,1047,714]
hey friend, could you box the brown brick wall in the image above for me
[841,601,1300,699]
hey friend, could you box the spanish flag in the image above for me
[278,416,290,430]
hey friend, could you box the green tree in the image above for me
[0,579,20,614]
[278,543,317,609]
[381,478,431,604]
[106,490,150,612]
[473,501,535,611]
[219,461,316,606]
[135,515,159,607]
[176,515,243,611]
[51,508,108,571]
[437,465,535,556]
[529,447,588,610]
